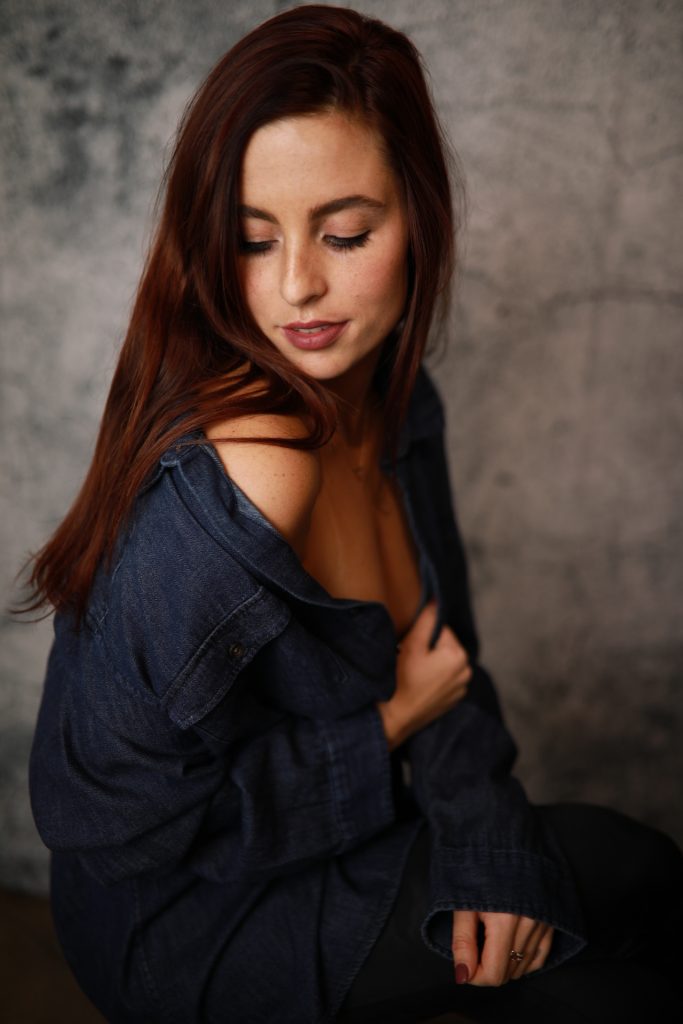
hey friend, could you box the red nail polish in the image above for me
[455,963,469,985]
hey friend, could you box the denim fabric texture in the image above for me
[30,369,586,1023]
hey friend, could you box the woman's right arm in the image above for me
[30,607,396,888]
[30,422,395,888]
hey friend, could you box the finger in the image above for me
[450,668,472,706]
[451,909,480,986]
[523,926,554,976]
[436,629,471,676]
[455,660,473,688]
[434,622,463,654]
[403,600,438,649]
[469,912,517,987]
[507,916,539,982]
[512,923,553,980]
[431,634,470,691]
[509,919,543,981]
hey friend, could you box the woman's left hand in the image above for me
[451,909,554,986]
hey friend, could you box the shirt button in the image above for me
[228,642,245,659]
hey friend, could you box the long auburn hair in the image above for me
[24,4,459,620]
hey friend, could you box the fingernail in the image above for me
[455,963,469,985]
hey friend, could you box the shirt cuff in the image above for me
[422,845,587,969]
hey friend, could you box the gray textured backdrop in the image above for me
[1,0,682,893]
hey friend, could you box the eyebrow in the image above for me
[239,195,386,224]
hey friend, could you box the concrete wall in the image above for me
[1,0,681,892]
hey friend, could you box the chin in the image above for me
[276,348,362,378]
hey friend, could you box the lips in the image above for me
[280,320,348,351]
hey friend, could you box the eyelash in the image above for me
[239,231,370,256]
[327,231,370,251]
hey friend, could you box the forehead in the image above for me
[239,111,398,207]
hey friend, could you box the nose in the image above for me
[279,242,327,308]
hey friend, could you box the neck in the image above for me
[324,349,383,446]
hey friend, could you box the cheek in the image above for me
[242,265,271,324]
[355,249,408,317]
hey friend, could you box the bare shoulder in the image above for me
[206,413,321,555]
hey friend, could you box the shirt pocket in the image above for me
[161,586,290,730]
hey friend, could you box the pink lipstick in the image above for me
[281,320,348,350]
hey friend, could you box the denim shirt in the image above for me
[30,369,585,1024]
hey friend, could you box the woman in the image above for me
[25,6,682,1023]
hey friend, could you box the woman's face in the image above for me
[238,110,409,386]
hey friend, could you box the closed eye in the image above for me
[239,239,274,255]
[325,231,370,251]
[239,231,371,256]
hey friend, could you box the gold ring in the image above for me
[509,950,525,962]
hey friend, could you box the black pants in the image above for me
[337,804,683,1023]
